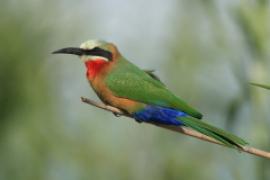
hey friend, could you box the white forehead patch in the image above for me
[80,40,102,49]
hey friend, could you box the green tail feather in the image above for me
[178,117,248,148]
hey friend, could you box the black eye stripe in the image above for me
[83,47,113,61]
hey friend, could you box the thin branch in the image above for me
[81,97,270,160]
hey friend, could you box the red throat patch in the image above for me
[85,59,108,80]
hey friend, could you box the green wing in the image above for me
[106,58,203,119]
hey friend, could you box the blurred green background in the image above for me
[0,0,270,179]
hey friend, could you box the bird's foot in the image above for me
[113,112,121,117]
[134,119,143,123]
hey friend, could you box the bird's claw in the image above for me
[135,119,143,123]
[113,112,121,117]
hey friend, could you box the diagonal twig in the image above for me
[81,97,270,160]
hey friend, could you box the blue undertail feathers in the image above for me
[133,105,187,126]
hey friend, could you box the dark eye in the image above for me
[85,47,112,61]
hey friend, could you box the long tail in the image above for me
[178,116,248,148]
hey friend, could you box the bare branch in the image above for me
[81,97,270,159]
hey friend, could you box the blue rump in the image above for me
[133,105,187,126]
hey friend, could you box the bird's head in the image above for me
[53,40,119,62]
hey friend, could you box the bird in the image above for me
[53,40,248,148]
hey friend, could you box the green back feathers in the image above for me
[105,57,203,119]
[143,70,164,84]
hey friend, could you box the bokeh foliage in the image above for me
[0,0,269,180]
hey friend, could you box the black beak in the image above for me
[52,47,113,61]
[52,47,84,56]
